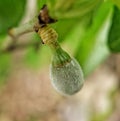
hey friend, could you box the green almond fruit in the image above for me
[50,48,84,96]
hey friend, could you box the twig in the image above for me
[0,40,42,55]
[0,16,42,55]
[0,5,57,55]
[8,17,38,38]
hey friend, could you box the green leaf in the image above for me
[47,0,103,19]
[52,17,85,42]
[112,0,120,8]
[37,0,47,10]
[37,0,103,44]
[61,14,92,54]
[108,6,120,52]
[0,0,27,34]
[74,2,113,76]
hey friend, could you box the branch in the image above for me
[0,5,56,55]
[0,40,42,55]
[0,16,42,55]
[8,17,38,38]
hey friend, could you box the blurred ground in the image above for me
[0,54,120,121]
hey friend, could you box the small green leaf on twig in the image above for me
[0,0,27,34]
[108,6,120,52]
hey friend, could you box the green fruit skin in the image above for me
[50,57,84,96]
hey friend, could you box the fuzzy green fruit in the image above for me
[50,48,84,96]
[36,5,84,96]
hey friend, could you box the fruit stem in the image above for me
[48,41,61,53]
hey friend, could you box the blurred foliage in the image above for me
[0,54,11,86]
[91,109,113,121]
[37,0,95,44]
[0,0,120,84]
[108,6,120,52]
[37,0,103,19]
[37,0,47,10]
[0,0,26,34]
[24,34,43,68]
[24,34,52,69]
[75,2,113,76]
[0,36,11,86]
[112,0,120,8]
[0,35,6,49]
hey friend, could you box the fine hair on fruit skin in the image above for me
[50,57,84,96]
